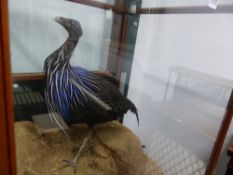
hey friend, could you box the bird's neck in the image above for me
[64,37,78,56]
[58,35,79,65]
[44,34,79,74]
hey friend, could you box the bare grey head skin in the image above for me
[54,17,83,42]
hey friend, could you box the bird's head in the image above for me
[54,17,83,39]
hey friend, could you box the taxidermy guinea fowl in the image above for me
[44,16,139,172]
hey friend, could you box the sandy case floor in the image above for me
[15,121,164,175]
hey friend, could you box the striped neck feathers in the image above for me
[45,36,79,73]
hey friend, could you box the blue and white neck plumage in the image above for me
[44,17,139,132]
[44,17,87,130]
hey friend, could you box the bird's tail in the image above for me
[128,100,139,126]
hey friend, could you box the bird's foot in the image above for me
[60,130,94,174]
[61,159,77,173]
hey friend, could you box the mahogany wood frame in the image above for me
[66,0,127,13]
[0,0,233,175]
[205,90,233,175]
[12,71,116,81]
[0,0,16,175]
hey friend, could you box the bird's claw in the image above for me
[59,132,94,174]
[61,159,77,174]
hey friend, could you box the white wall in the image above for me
[9,0,113,73]
[125,13,233,174]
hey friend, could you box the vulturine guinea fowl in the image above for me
[44,17,139,172]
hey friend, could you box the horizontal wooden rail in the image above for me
[66,0,126,13]
[12,72,44,81]
[12,71,116,81]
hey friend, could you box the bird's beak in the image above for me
[53,17,63,25]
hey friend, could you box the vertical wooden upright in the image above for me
[0,0,16,175]
[205,90,233,175]
[107,0,142,96]
[106,0,126,80]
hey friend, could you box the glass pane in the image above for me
[9,0,113,73]
[7,0,233,175]
[124,4,233,175]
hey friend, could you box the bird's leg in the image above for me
[61,130,94,173]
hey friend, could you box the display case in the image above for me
[1,0,233,175]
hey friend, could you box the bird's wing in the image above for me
[73,68,139,124]
[71,67,130,115]
[70,67,112,110]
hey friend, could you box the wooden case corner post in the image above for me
[205,90,233,175]
[0,0,17,175]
